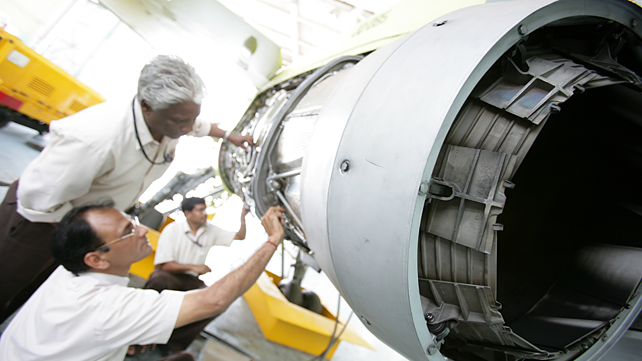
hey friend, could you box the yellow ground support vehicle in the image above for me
[0,28,104,133]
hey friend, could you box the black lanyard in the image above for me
[132,99,173,165]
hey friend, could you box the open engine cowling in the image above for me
[219,1,642,359]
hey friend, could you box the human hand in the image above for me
[261,206,286,245]
[192,264,212,275]
[228,133,255,148]
[126,344,155,356]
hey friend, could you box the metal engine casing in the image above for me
[219,1,642,360]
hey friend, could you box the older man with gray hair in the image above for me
[0,55,254,323]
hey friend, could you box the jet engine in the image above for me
[219,0,642,360]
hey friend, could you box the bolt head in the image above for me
[270,180,281,189]
[419,181,429,195]
[340,160,350,173]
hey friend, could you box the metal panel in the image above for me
[480,56,616,125]
[301,1,642,360]
[303,1,564,359]
[251,57,361,248]
[424,145,515,254]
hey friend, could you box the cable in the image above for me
[310,294,340,361]
[310,294,354,361]
[131,98,172,165]
[281,241,285,279]
[328,312,354,350]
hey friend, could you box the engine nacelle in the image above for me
[219,0,642,359]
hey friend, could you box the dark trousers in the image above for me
[144,270,214,354]
[158,351,195,361]
[0,181,57,324]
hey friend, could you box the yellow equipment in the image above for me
[244,270,372,359]
[128,228,161,280]
[129,215,177,280]
[0,28,104,133]
[130,211,371,359]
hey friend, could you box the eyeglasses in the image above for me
[94,216,140,252]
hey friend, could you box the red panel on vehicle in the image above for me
[0,90,24,110]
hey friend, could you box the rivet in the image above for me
[419,181,429,195]
[340,160,350,173]
[518,24,527,35]
[426,313,435,323]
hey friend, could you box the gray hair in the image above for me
[137,55,206,111]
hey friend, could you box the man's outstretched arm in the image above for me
[208,124,254,148]
[158,261,211,275]
[175,206,286,328]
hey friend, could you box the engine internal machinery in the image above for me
[219,0,642,360]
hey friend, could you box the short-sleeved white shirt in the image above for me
[154,220,236,276]
[0,266,185,361]
[16,97,212,223]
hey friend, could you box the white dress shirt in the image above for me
[16,97,211,223]
[0,266,185,361]
[154,220,236,276]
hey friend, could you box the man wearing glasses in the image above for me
[141,197,251,354]
[0,203,286,361]
[0,55,255,323]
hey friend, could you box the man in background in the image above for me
[143,197,251,353]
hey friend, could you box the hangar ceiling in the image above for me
[0,0,402,71]
[217,0,402,66]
